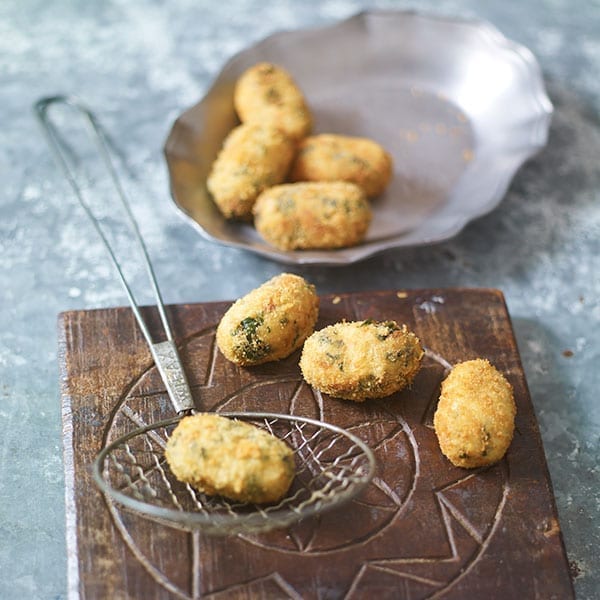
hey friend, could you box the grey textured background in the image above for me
[1,0,598,598]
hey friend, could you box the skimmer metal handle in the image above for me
[34,95,195,414]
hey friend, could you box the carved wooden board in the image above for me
[58,288,574,599]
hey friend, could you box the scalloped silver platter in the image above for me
[164,10,552,265]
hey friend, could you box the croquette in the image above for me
[253,182,372,250]
[291,134,393,197]
[300,320,424,401]
[165,413,296,504]
[206,122,295,219]
[234,62,312,140]
[433,359,516,468]
[216,273,319,366]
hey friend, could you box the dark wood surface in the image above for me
[58,288,574,599]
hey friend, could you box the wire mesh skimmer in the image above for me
[35,95,376,535]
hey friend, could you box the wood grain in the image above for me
[58,288,574,599]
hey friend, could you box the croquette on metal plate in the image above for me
[234,62,312,140]
[206,122,295,220]
[291,133,393,197]
[253,181,372,250]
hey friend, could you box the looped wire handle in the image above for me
[34,95,195,413]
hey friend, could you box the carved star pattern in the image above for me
[105,325,508,599]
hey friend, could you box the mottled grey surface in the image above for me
[0,0,598,598]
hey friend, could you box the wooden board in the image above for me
[58,288,574,599]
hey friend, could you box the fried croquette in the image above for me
[300,320,424,401]
[165,413,296,504]
[433,359,516,468]
[206,122,295,220]
[216,273,319,366]
[291,134,393,197]
[234,62,312,140]
[253,182,371,250]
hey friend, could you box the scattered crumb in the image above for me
[569,560,583,579]
[442,249,457,261]
[332,296,341,305]
[403,130,419,143]
[463,149,474,162]
[396,291,408,299]
[562,349,574,358]
[541,517,560,538]
[435,123,447,135]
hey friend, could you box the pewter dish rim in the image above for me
[164,10,553,266]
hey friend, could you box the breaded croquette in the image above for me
[234,62,312,140]
[291,134,393,197]
[433,359,516,468]
[206,122,295,219]
[216,273,319,366]
[165,413,296,504]
[253,182,371,250]
[300,320,424,401]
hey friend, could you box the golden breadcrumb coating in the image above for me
[165,413,295,504]
[216,273,319,366]
[206,122,295,220]
[291,134,393,197]
[300,320,424,401]
[253,182,371,250]
[433,359,516,468]
[234,62,312,140]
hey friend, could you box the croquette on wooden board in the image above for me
[216,272,319,365]
[434,358,516,468]
[165,413,295,504]
[300,319,423,401]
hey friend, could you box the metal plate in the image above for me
[164,10,552,265]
